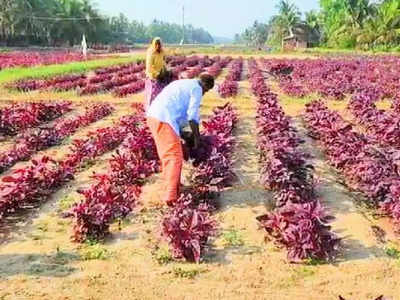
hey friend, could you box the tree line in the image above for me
[0,0,214,47]
[236,0,400,50]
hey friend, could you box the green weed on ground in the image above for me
[80,243,111,261]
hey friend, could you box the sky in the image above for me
[94,0,320,38]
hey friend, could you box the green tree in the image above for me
[357,0,400,48]
[274,0,301,37]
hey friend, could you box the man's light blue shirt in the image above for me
[146,79,203,136]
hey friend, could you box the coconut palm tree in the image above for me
[357,0,400,47]
[274,0,301,37]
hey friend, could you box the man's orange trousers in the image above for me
[147,117,183,205]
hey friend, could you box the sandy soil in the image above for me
[0,60,399,300]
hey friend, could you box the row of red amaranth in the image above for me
[0,103,114,174]
[218,57,243,98]
[184,56,217,79]
[0,109,141,219]
[0,102,72,137]
[303,100,400,231]
[248,58,340,262]
[205,56,232,77]
[68,104,160,242]
[348,90,400,149]
[11,56,215,97]
[11,62,145,97]
[0,51,94,70]
[162,103,238,263]
[260,56,400,100]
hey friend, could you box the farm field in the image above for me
[0,51,400,300]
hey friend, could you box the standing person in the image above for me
[145,37,168,108]
[81,34,87,59]
[146,74,215,206]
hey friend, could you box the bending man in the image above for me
[146,74,215,206]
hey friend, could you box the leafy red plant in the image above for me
[0,103,113,174]
[0,102,72,136]
[71,175,141,242]
[162,194,217,263]
[257,201,340,262]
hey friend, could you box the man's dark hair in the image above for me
[199,74,215,91]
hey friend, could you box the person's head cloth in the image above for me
[151,37,162,52]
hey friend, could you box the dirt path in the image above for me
[294,119,387,260]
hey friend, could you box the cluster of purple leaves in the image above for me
[72,175,142,242]
[70,106,160,242]
[162,195,218,263]
[231,59,243,76]
[206,62,222,77]
[0,103,114,174]
[186,66,203,79]
[10,63,145,95]
[81,71,146,97]
[391,92,400,113]
[248,58,339,262]
[0,102,72,137]
[88,74,113,84]
[225,57,243,81]
[217,58,243,98]
[260,56,400,101]
[171,65,187,79]
[349,91,400,149]
[205,56,232,77]
[279,75,307,98]
[304,100,400,229]
[0,51,94,70]
[168,56,227,79]
[256,201,339,261]
[166,55,186,67]
[162,103,237,263]
[183,56,202,68]
[112,80,145,97]
[81,74,140,96]
[11,74,86,92]
[184,56,216,79]
[95,62,144,75]
[218,80,238,98]
[0,109,140,219]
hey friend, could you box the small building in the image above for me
[282,24,319,50]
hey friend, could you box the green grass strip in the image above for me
[0,55,145,84]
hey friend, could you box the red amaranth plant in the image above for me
[0,102,72,136]
[161,194,217,263]
[257,201,339,262]
[0,103,113,174]
[218,80,238,98]
[71,175,142,242]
